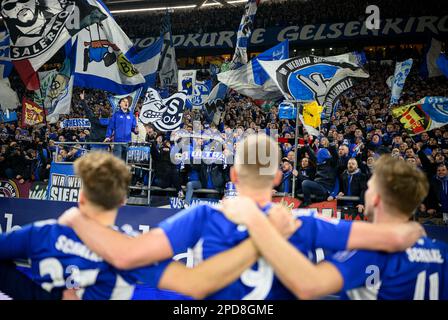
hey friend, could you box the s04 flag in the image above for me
[139,88,187,132]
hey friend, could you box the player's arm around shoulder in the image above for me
[58,207,173,270]
[348,221,425,252]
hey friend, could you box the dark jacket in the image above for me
[306,145,338,192]
[200,164,225,192]
[427,175,448,212]
[80,101,108,142]
[340,169,367,204]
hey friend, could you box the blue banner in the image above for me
[61,118,91,129]
[0,110,17,123]
[47,163,80,202]
[132,15,448,50]
[127,145,151,163]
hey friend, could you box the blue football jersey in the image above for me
[327,237,448,300]
[159,204,353,300]
[0,220,169,300]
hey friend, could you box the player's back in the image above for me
[1,220,164,300]
[182,205,353,300]
[330,237,448,300]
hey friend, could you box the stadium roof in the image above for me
[104,0,247,14]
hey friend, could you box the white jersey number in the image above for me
[240,258,274,300]
[413,271,439,300]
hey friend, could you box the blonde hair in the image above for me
[74,152,131,210]
[234,133,280,189]
[374,155,429,217]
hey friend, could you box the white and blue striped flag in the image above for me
[218,40,289,100]
[389,58,413,105]
[0,31,12,79]
[130,37,163,88]
[230,0,260,69]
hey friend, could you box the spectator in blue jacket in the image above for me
[104,97,138,160]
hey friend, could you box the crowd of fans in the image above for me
[115,0,446,38]
[1,54,448,224]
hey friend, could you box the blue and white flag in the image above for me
[260,53,369,119]
[0,31,19,111]
[230,0,260,69]
[436,53,448,79]
[159,14,178,88]
[389,58,413,105]
[74,0,145,94]
[218,40,289,100]
[192,80,212,109]
[61,118,92,129]
[108,87,143,114]
[130,36,163,88]
[420,38,444,78]
[0,31,12,79]
[207,82,228,106]
[420,96,448,125]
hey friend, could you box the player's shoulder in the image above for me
[30,219,77,237]
[292,209,342,225]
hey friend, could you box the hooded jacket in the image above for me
[306,145,338,192]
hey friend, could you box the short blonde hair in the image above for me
[374,155,429,217]
[74,152,131,210]
[234,133,280,189]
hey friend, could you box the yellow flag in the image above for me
[302,101,323,128]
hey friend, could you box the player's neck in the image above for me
[374,209,410,224]
[237,187,272,207]
[82,205,118,227]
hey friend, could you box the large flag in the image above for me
[0,31,13,79]
[107,87,143,114]
[44,41,76,124]
[178,70,197,99]
[159,14,178,88]
[389,58,413,105]
[21,98,45,127]
[139,88,187,132]
[392,97,448,136]
[130,36,163,88]
[218,40,289,100]
[259,53,369,119]
[74,0,145,94]
[420,38,444,78]
[191,80,213,109]
[1,0,106,90]
[230,0,260,69]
